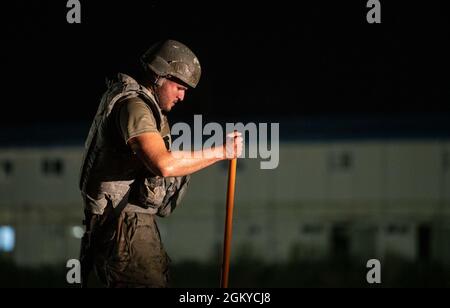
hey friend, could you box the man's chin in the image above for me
[167,103,177,112]
[162,106,172,113]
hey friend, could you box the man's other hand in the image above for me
[225,131,243,159]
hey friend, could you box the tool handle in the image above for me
[221,157,237,288]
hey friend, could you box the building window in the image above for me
[417,224,431,261]
[1,160,14,178]
[0,226,15,252]
[300,224,324,235]
[386,224,409,235]
[328,151,353,173]
[42,159,64,176]
[331,224,350,260]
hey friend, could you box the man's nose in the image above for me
[178,90,185,101]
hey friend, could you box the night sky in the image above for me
[3,1,450,127]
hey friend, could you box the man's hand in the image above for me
[224,131,243,159]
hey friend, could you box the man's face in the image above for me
[155,79,187,112]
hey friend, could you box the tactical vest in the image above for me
[79,73,189,217]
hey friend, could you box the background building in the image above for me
[1,119,449,287]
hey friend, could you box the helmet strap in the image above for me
[155,76,165,87]
[150,80,163,107]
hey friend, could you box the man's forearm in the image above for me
[130,131,242,178]
[137,146,225,177]
[165,147,225,177]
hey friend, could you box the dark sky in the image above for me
[3,0,450,126]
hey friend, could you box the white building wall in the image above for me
[1,140,449,267]
[385,142,441,201]
[0,147,83,207]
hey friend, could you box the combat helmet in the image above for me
[141,39,201,88]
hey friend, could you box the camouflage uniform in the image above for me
[79,73,190,288]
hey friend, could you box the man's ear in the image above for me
[156,77,165,87]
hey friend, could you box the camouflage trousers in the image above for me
[86,209,171,288]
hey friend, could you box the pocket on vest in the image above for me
[136,176,166,208]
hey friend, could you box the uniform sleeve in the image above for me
[116,97,159,144]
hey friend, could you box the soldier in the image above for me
[79,40,243,288]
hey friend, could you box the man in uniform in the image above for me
[79,39,243,288]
